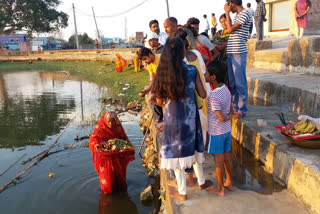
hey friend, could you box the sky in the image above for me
[55,0,256,40]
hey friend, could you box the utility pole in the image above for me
[165,0,170,17]
[124,17,128,39]
[92,7,100,39]
[72,3,80,49]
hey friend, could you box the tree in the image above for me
[0,0,68,35]
[68,33,94,45]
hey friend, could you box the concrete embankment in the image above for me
[247,36,320,75]
[0,48,138,63]
[141,92,316,213]
[141,69,320,213]
[231,68,320,213]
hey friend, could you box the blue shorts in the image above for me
[208,132,231,154]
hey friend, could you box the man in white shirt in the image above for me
[149,19,168,46]
[246,3,255,38]
[201,14,210,35]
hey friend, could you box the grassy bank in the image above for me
[0,61,149,102]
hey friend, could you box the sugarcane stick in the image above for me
[139,111,154,155]
[20,150,46,165]
[0,117,75,193]
[0,154,26,177]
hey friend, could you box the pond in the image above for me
[0,71,153,214]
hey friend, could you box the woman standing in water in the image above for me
[295,0,311,38]
[150,37,208,201]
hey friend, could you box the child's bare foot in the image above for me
[224,182,234,191]
[169,189,187,201]
[207,186,225,196]
[198,180,213,190]
[167,179,178,188]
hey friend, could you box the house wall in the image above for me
[264,0,320,37]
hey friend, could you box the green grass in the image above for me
[0,61,149,102]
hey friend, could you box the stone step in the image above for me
[247,68,320,118]
[247,37,320,75]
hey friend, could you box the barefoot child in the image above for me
[205,60,234,196]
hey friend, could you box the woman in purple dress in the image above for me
[295,0,311,38]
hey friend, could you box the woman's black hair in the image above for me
[184,24,198,38]
[151,37,186,101]
[187,17,200,25]
[175,28,189,49]
[219,13,226,21]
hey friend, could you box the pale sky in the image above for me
[56,0,256,40]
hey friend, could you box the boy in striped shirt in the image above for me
[205,60,234,196]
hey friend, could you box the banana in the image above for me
[294,120,308,132]
[294,120,306,130]
[302,122,315,133]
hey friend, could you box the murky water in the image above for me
[231,139,285,194]
[0,71,153,214]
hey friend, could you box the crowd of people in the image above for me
[136,0,253,201]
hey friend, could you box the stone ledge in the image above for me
[231,105,320,214]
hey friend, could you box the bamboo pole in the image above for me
[139,111,154,155]
[0,154,26,177]
[0,117,75,193]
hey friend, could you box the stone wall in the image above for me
[247,36,320,74]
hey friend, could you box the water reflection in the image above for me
[231,139,285,194]
[0,71,153,214]
[0,72,77,148]
[98,192,138,214]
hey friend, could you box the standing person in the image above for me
[224,0,252,118]
[185,25,212,65]
[138,47,163,123]
[187,17,220,61]
[150,37,209,201]
[212,14,230,63]
[295,0,311,39]
[205,61,234,196]
[163,17,178,37]
[254,0,267,40]
[134,51,140,72]
[246,3,255,38]
[148,19,169,46]
[177,29,211,187]
[147,32,163,54]
[95,39,99,49]
[201,14,210,35]
[211,13,217,39]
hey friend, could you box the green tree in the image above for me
[0,0,68,35]
[68,33,94,45]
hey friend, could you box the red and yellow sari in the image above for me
[89,112,135,193]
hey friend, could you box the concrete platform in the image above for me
[161,152,313,214]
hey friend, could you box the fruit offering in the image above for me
[294,120,317,134]
[101,139,133,152]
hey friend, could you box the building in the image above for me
[32,37,58,51]
[263,0,320,37]
[0,34,28,50]
[136,32,144,45]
